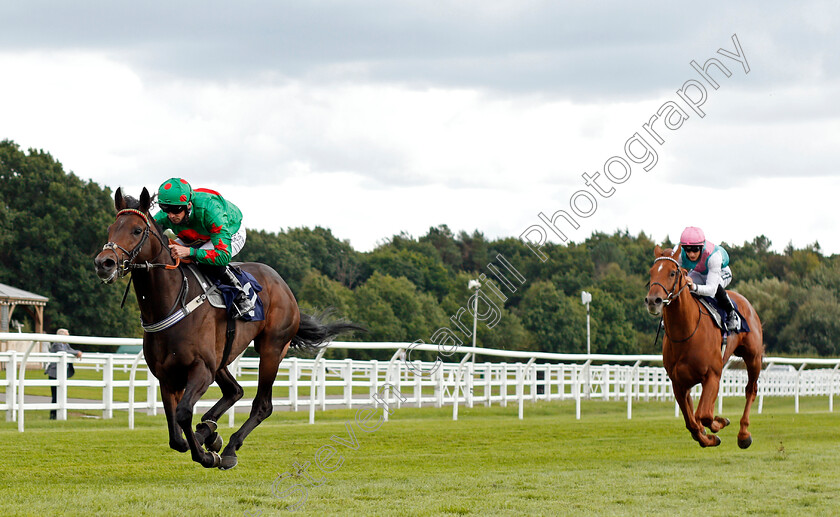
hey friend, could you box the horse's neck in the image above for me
[132,268,185,321]
[131,236,183,321]
[663,289,698,328]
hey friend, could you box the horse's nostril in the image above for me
[655,297,662,305]
[97,257,116,270]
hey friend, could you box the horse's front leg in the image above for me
[160,386,188,453]
[175,361,220,468]
[674,383,719,447]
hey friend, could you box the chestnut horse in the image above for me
[645,245,763,448]
[94,188,360,469]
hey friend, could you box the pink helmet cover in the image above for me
[680,226,706,245]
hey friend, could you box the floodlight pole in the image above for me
[581,291,592,398]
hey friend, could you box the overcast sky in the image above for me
[1,1,838,256]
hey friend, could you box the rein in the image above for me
[651,256,702,344]
[101,208,215,332]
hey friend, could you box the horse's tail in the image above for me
[290,309,365,353]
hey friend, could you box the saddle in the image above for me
[694,295,750,335]
[188,263,265,322]
[185,264,227,309]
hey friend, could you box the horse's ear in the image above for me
[139,188,151,212]
[654,245,663,257]
[673,244,681,257]
[115,187,126,211]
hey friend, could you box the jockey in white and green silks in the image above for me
[677,226,741,332]
[154,177,255,319]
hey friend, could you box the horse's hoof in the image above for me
[702,435,721,447]
[207,432,223,453]
[206,451,222,469]
[195,420,218,443]
[170,439,189,453]
[711,418,731,434]
[219,455,238,470]
[738,436,753,449]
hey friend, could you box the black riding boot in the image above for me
[220,266,256,319]
[714,284,740,332]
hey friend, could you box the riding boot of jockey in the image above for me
[220,266,256,319]
[714,284,741,332]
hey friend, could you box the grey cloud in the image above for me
[3,1,836,100]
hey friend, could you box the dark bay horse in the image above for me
[645,245,763,448]
[94,187,360,469]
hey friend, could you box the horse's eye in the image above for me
[670,271,675,277]
[133,228,143,236]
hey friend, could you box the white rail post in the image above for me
[516,363,524,420]
[17,341,38,431]
[7,352,17,422]
[519,357,537,408]
[290,357,299,412]
[103,355,114,419]
[521,358,536,419]
[796,363,807,413]
[57,353,68,421]
[628,360,641,419]
[759,361,774,414]
[452,353,472,421]
[573,364,581,420]
[128,350,145,430]
[308,348,327,424]
[718,361,732,414]
[384,349,404,422]
[344,358,353,410]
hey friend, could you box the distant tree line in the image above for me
[1,139,838,357]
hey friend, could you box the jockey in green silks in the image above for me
[154,177,256,319]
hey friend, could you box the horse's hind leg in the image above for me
[219,340,290,470]
[194,367,244,452]
[738,341,762,449]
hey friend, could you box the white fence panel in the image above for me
[2,333,840,432]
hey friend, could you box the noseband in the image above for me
[650,256,689,305]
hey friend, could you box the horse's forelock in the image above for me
[121,195,142,210]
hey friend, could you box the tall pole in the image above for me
[581,291,592,399]
[472,291,478,349]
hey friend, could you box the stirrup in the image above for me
[231,293,256,319]
[725,311,741,332]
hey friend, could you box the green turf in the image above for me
[2,396,839,516]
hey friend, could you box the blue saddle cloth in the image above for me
[212,267,265,322]
[700,295,750,334]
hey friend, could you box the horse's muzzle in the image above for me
[94,254,119,284]
[644,294,663,316]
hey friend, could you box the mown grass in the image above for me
[2,396,839,516]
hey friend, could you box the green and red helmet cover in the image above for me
[158,178,194,206]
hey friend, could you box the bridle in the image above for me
[650,256,690,306]
[100,208,180,283]
[650,255,702,344]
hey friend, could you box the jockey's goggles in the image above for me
[159,203,188,214]
[683,245,703,253]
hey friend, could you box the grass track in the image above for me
[3,397,840,516]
